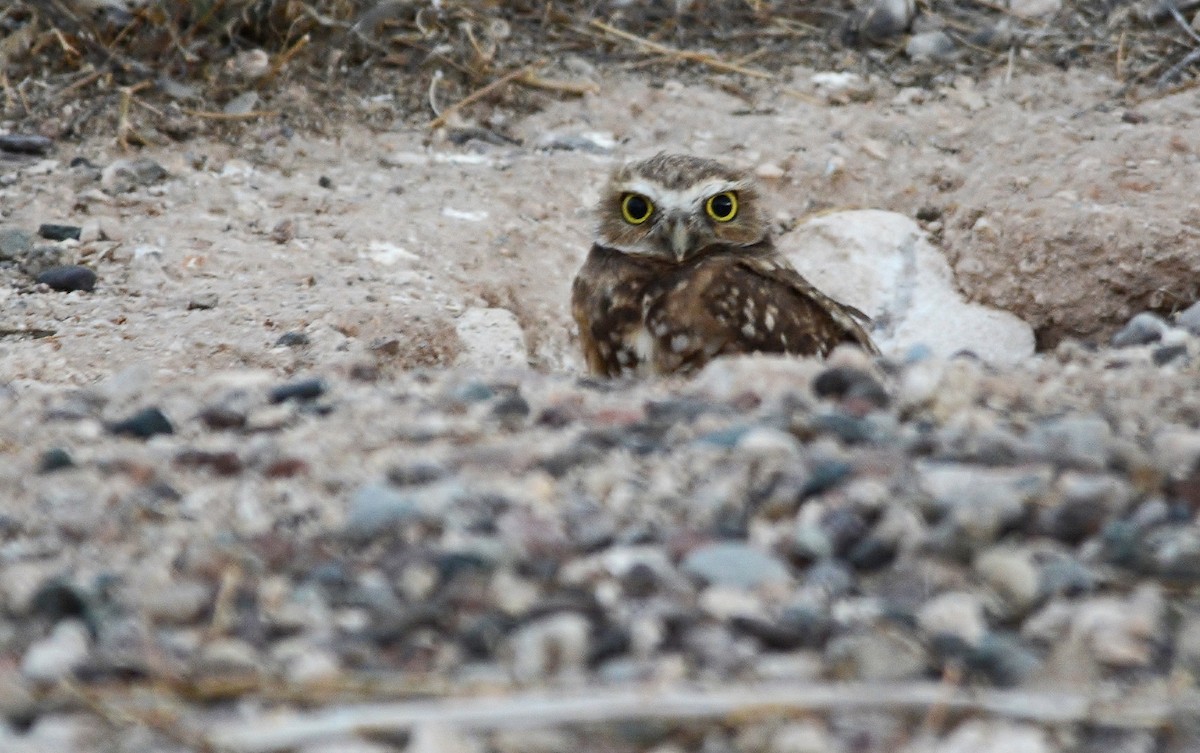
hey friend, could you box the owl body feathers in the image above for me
[572,153,877,378]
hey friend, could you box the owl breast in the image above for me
[571,242,876,378]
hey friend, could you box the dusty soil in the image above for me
[3,8,1200,752]
[3,65,1200,382]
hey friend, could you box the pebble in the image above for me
[269,377,326,403]
[906,31,957,62]
[108,406,174,438]
[916,591,987,645]
[100,157,168,194]
[283,647,341,686]
[188,292,219,310]
[275,331,311,347]
[1026,415,1111,470]
[856,0,915,40]
[125,578,212,624]
[826,628,927,681]
[1177,300,1200,336]
[682,542,792,589]
[0,133,53,154]
[20,245,70,277]
[925,720,1051,753]
[1111,312,1168,347]
[0,227,33,259]
[974,546,1040,616]
[21,619,90,683]
[37,223,81,241]
[36,264,97,292]
[1009,0,1062,18]
[509,611,591,682]
[37,447,74,473]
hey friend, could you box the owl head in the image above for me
[595,153,771,263]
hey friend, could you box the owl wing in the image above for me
[646,253,878,374]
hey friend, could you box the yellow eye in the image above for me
[621,193,653,225]
[705,191,738,222]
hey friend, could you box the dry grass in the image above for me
[0,1,1198,144]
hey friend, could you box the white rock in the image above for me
[1009,0,1061,19]
[284,648,341,686]
[782,210,1034,364]
[407,725,485,753]
[921,720,1051,753]
[21,620,90,683]
[509,612,591,682]
[453,307,529,370]
[916,591,987,646]
[771,721,841,753]
[974,547,1040,615]
[810,72,874,104]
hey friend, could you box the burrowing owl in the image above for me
[572,153,878,377]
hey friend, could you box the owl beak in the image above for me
[669,218,691,261]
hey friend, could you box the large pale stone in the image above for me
[781,210,1035,364]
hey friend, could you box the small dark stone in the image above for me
[776,605,835,648]
[588,624,631,666]
[1121,110,1148,125]
[801,460,854,499]
[274,331,310,348]
[37,447,74,474]
[108,407,174,439]
[318,175,333,189]
[730,615,809,651]
[1041,497,1107,545]
[187,293,219,310]
[460,612,516,659]
[822,507,869,556]
[915,205,942,222]
[37,224,82,241]
[174,449,243,476]
[846,536,897,570]
[812,367,858,399]
[269,378,325,404]
[963,633,1040,687]
[450,381,494,403]
[387,462,445,487]
[1111,312,1168,348]
[621,563,659,598]
[69,156,96,168]
[198,404,247,430]
[0,134,52,155]
[30,579,89,622]
[491,392,530,421]
[1153,344,1187,366]
[36,265,96,292]
[812,412,874,443]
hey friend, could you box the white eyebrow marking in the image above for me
[615,179,748,213]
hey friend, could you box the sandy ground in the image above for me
[2,60,1200,752]
[3,65,1199,386]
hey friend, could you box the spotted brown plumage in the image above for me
[571,153,878,378]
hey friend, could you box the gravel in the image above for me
[0,337,1198,750]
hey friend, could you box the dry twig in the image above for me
[588,19,772,79]
[207,681,1200,753]
[428,60,544,129]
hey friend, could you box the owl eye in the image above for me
[705,192,738,222]
[621,193,654,225]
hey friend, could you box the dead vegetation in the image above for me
[1,1,1199,146]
